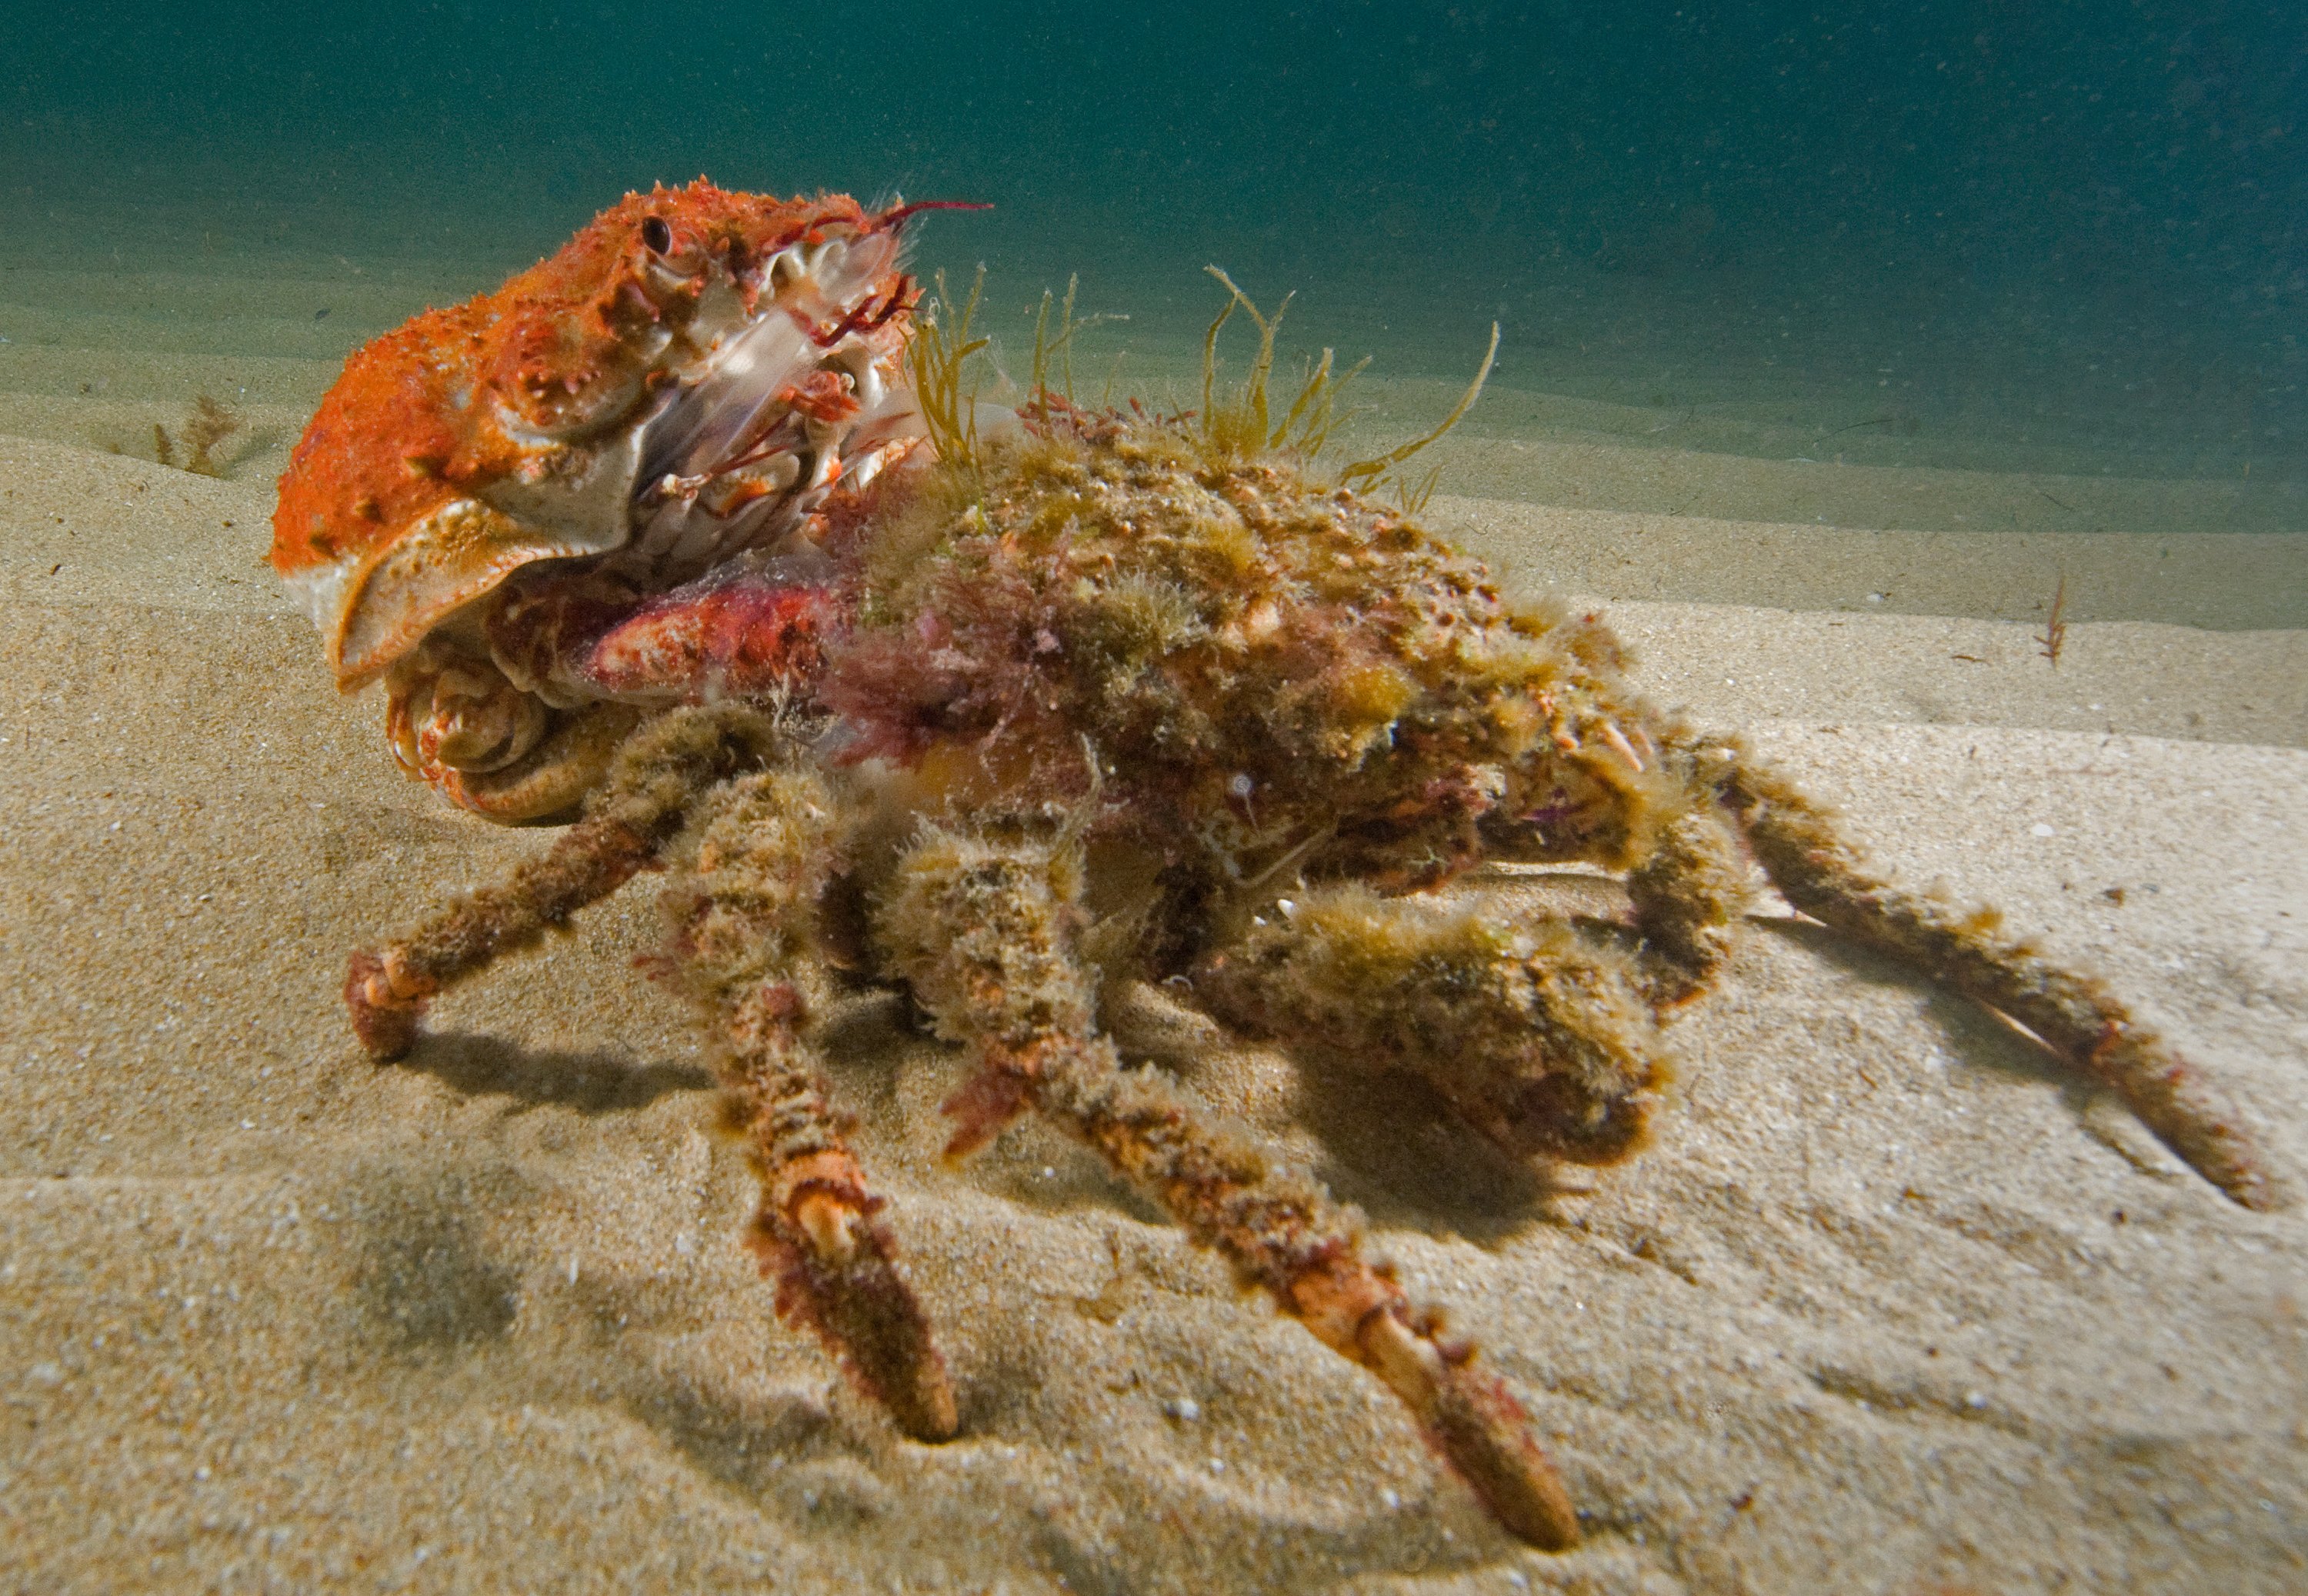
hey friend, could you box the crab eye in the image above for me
[640,216,672,255]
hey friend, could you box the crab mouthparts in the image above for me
[625,231,921,578]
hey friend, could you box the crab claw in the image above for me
[574,565,839,702]
[385,646,639,822]
[404,660,549,775]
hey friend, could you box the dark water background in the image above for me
[7,1,2306,488]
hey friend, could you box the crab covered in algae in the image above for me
[272,183,2280,1551]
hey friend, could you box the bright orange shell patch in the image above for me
[271,181,878,687]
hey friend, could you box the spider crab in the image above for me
[272,181,2281,1552]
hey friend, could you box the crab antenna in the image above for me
[873,198,996,232]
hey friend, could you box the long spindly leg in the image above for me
[873,825,1581,1551]
[1195,885,1669,1168]
[1705,738,2286,1212]
[344,704,787,1059]
[661,765,957,1441]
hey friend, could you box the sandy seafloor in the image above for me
[2,198,2306,1594]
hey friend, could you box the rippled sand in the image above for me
[2,213,2304,1593]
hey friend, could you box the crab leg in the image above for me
[874,825,1580,1551]
[664,767,956,1441]
[1707,739,2286,1212]
[345,705,785,1060]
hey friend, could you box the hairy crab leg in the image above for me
[663,767,957,1441]
[874,825,1581,1551]
[344,705,786,1060]
[1703,739,2286,1212]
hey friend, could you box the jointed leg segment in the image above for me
[1706,740,2283,1211]
[665,765,957,1440]
[875,825,1581,1550]
[345,705,789,1059]
[344,704,956,1438]
[336,694,2273,1555]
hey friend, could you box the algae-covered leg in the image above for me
[1710,740,2286,1212]
[662,765,957,1442]
[345,704,788,1059]
[876,826,1581,1551]
[1623,799,1754,1008]
[1196,885,1667,1168]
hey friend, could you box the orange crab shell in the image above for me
[270,182,887,691]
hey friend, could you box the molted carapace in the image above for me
[271,180,951,818]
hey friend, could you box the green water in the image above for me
[5,2,2305,528]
